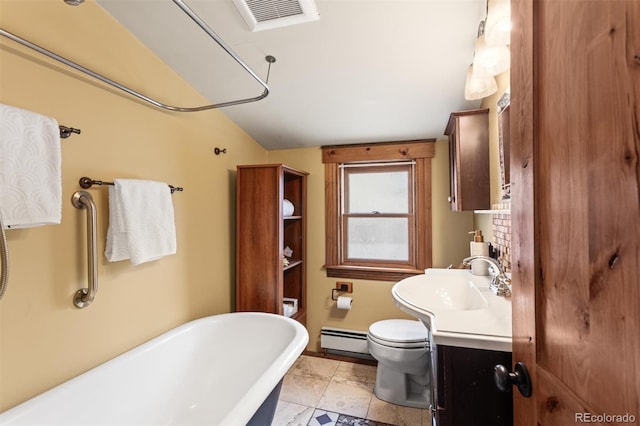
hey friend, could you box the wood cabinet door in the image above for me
[511,1,640,425]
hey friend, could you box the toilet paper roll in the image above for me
[283,304,295,318]
[336,296,352,310]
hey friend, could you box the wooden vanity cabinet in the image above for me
[235,164,308,326]
[435,345,513,426]
[444,109,490,211]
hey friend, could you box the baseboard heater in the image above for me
[320,327,374,360]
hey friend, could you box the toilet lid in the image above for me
[368,319,428,344]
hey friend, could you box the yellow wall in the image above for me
[0,0,266,411]
[268,142,472,351]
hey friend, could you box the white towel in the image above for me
[105,179,176,265]
[0,104,61,229]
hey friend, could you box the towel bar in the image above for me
[79,177,183,194]
[59,125,81,138]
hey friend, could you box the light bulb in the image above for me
[464,65,498,100]
[485,0,511,46]
[472,35,510,78]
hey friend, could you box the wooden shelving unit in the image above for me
[235,164,308,325]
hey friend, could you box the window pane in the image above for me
[347,217,409,261]
[347,170,409,214]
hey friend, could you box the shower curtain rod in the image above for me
[0,0,272,112]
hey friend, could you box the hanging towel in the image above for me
[0,104,61,229]
[105,179,176,265]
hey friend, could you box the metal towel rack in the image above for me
[59,125,81,138]
[79,177,183,194]
[71,191,98,309]
[0,0,273,111]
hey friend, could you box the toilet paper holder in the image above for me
[331,288,343,300]
[331,282,352,300]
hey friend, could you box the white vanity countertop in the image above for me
[392,268,512,352]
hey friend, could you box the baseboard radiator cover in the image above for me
[320,327,374,360]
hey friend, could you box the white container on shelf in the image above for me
[469,230,490,276]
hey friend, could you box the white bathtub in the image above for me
[0,312,309,425]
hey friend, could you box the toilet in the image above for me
[367,319,432,409]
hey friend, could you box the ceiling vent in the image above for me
[232,0,319,32]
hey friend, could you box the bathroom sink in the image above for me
[392,272,489,312]
[392,269,512,352]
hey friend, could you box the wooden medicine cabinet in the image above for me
[444,109,490,211]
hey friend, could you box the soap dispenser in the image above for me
[469,230,490,276]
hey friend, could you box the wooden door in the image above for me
[510,1,640,425]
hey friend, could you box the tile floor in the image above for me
[273,355,432,426]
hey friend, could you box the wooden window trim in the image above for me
[323,140,435,281]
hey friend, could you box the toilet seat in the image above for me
[368,319,428,349]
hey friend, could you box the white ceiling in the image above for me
[96,0,486,150]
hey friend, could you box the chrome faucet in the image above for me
[462,256,512,297]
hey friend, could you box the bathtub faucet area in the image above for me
[0,312,309,425]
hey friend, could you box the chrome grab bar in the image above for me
[71,191,98,308]
[0,210,9,301]
[0,0,272,112]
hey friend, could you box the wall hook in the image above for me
[214,147,227,155]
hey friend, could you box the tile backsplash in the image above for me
[491,202,511,271]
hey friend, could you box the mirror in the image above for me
[497,93,510,200]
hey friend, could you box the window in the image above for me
[342,163,415,265]
[323,140,435,281]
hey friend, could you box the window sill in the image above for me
[325,265,424,282]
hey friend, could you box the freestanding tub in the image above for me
[0,312,309,425]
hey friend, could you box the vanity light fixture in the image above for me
[471,20,510,78]
[464,63,498,100]
[463,0,511,99]
[484,0,511,46]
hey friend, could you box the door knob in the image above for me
[494,362,532,397]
